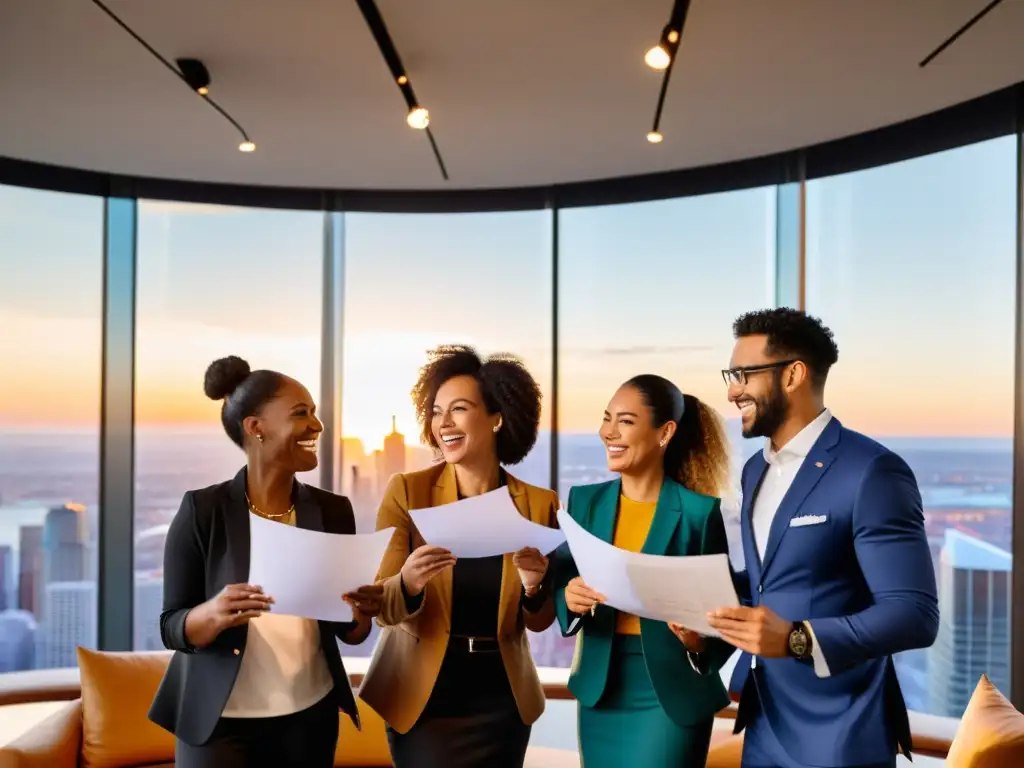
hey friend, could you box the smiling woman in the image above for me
[146,355,382,768]
[359,344,560,768]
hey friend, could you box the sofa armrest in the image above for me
[0,700,82,768]
[0,669,81,707]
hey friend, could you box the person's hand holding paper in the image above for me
[399,544,457,597]
[556,508,739,636]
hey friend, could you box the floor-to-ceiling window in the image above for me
[0,184,104,672]
[132,201,323,651]
[805,136,1018,717]
[340,209,554,657]
[539,187,776,747]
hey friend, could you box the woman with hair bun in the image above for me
[148,356,382,767]
[358,344,558,768]
[552,374,736,766]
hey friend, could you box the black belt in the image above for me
[449,634,500,654]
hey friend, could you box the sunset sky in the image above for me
[0,135,1016,449]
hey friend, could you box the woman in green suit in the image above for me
[554,374,735,766]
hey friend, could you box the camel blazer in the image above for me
[358,462,559,734]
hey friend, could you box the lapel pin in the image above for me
[814,461,823,468]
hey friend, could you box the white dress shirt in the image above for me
[749,407,833,678]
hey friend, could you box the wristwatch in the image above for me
[787,622,812,659]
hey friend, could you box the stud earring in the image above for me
[493,425,500,433]
[659,440,666,448]
[256,434,264,443]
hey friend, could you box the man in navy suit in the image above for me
[706,308,939,768]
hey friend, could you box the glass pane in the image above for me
[133,202,323,650]
[553,190,773,650]
[805,136,1017,717]
[341,210,553,657]
[0,184,103,671]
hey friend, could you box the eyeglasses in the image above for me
[721,360,798,387]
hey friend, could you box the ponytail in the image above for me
[669,395,730,498]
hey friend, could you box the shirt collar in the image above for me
[762,408,833,465]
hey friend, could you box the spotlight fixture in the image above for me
[176,58,211,95]
[645,0,692,143]
[356,0,448,180]
[919,0,1006,68]
[89,0,256,153]
[644,25,680,70]
[406,106,430,130]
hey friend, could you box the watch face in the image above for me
[789,629,808,657]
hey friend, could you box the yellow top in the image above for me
[612,494,657,635]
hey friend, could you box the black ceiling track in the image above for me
[919,0,1007,68]
[355,0,449,180]
[89,0,254,150]
[648,0,693,140]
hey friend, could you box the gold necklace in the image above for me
[245,493,295,520]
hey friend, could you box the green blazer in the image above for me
[553,478,734,726]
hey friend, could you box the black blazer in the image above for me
[148,467,361,747]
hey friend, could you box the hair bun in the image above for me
[204,356,251,401]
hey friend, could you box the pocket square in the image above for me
[790,514,827,528]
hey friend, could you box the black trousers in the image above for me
[387,707,530,768]
[174,691,339,767]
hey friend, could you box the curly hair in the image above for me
[733,307,839,390]
[411,344,542,465]
[625,375,731,499]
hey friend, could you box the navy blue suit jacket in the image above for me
[729,417,939,766]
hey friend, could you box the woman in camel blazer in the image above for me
[358,345,559,768]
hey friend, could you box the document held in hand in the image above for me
[247,513,394,623]
[410,488,566,559]
[556,508,740,637]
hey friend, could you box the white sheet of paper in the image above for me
[247,513,394,622]
[557,508,739,637]
[410,488,566,558]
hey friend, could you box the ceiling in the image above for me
[1,0,1023,191]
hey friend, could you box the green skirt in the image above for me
[578,635,714,767]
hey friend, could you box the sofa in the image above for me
[1,648,1018,767]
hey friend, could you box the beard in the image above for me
[742,379,790,439]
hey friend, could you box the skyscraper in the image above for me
[0,544,11,612]
[43,503,89,585]
[18,525,42,617]
[37,581,95,669]
[133,575,164,651]
[0,609,37,672]
[383,415,406,480]
[929,528,1011,716]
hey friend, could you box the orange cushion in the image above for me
[77,648,175,768]
[336,697,391,766]
[706,730,744,768]
[947,674,1024,768]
